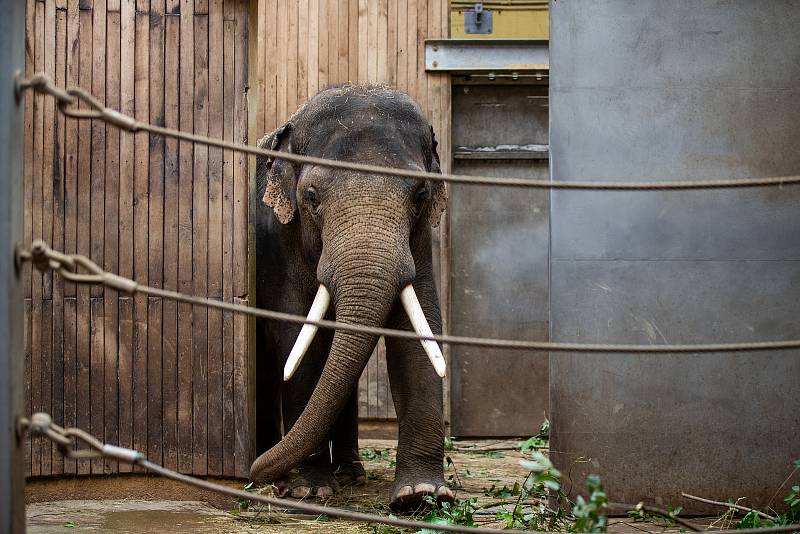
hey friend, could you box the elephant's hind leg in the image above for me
[331,390,366,487]
[275,451,340,498]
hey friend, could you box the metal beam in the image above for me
[425,39,549,73]
[0,0,27,530]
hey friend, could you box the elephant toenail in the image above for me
[316,486,333,498]
[437,486,454,499]
[396,485,414,499]
[291,486,312,498]
[414,483,436,494]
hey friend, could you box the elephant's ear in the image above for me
[257,123,297,224]
[427,125,448,228]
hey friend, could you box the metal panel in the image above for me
[1,0,27,529]
[451,1,549,40]
[463,4,493,35]
[549,0,800,510]
[425,39,549,72]
[449,85,549,437]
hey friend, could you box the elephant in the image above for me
[250,83,454,511]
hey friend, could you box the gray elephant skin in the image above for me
[251,84,454,510]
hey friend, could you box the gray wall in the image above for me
[1,0,28,529]
[549,1,800,510]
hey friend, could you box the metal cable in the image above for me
[15,71,800,191]
[18,240,800,354]
[20,413,800,534]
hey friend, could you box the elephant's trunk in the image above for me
[250,208,412,483]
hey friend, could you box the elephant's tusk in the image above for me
[400,285,446,378]
[284,285,331,381]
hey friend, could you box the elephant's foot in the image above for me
[332,448,366,487]
[276,463,340,499]
[389,475,454,511]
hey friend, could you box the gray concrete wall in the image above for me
[1,0,28,528]
[549,1,800,510]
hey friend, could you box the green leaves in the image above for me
[520,418,550,453]
[483,481,521,498]
[520,435,548,453]
[737,511,765,529]
[519,451,562,493]
[238,481,256,511]
[416,496,478,533]
[360,447,395,468]
[570,475,608,533]
[731,458,800,529]
[359,447,392,462]
[785,485,800,509]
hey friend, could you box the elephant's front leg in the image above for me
[385,278,455,510]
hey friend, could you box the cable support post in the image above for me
[14,71,800,191]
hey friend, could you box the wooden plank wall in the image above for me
[252,0,451,422]
[23,0,253,478]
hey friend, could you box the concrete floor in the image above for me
[26,439,701,533]
[26,500,233,533]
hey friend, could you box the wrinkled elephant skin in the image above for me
[251,85,453,511]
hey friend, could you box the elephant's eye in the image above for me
[304,186,321,215]
[412,186,429,216]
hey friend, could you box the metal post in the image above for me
[0,0,27,531]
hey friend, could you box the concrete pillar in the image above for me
[549,1,800,511]
[0,0,28,529]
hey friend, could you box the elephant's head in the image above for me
[250,85,447,483]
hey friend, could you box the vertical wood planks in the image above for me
[41,0,56,475]
[75,4,92,476]
[23,0,35,476]
[297,0,309,103]
[192,9,210,476]
[116,0,134,474]
[232,0,251,477]
[338,0,349,86]
[132,1,149,474]
[104,4,121,474]
[30,0,44,477]
[90,93,103,463]
[207,0,224,477]
[52,2,68,477]
[176,0,194,475]
[24,0,251,477]
[221,3,236,476]
[147,0,165,469]
[162,0,180,473]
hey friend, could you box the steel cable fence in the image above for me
[11,69,800,534]
[19,412,800,534]
[17,240,800,354]
[15,71,800,191]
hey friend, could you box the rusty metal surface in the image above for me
[449,84,550,437]
[549,0,800,512]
